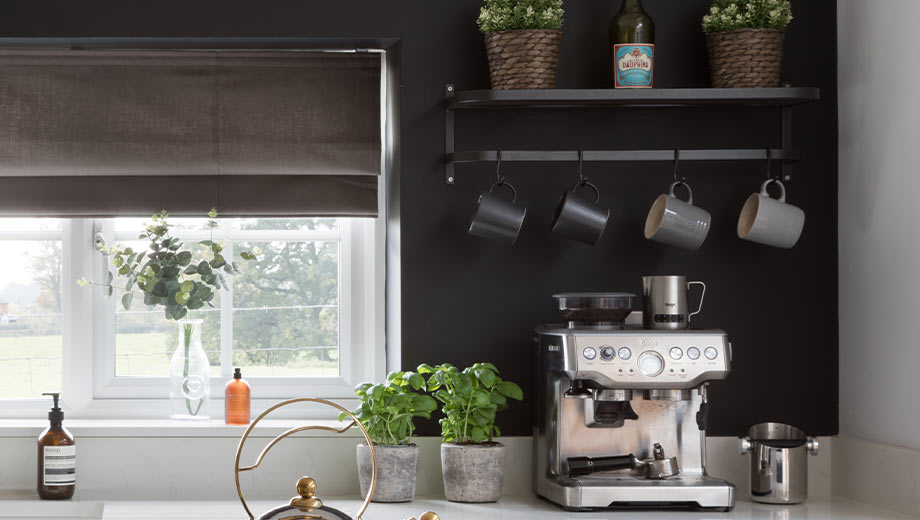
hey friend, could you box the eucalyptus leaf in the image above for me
[122,292,134,310]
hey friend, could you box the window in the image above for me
[0,215,384,418]
[0,219,64,399]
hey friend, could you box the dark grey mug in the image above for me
[468,181,526,244]
[551,181,610,245]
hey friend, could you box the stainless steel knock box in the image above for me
[739,422,819,504]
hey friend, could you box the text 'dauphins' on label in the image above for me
[614,44,654,88]
[43,445,76,486]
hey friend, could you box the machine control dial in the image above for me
[704,347,719,360]
[637,351,665,377]
[669,347,683,360]
[618,347,632,360]
[583,347,597,360]
[687,347,701,360]
[599,345,615,360]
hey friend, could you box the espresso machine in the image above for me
[534,291,735,511]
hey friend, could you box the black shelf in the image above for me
[443,84,820,184]
[446,87,820,110]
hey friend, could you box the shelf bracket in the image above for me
[445,83,456,184]
[781,106,793,181]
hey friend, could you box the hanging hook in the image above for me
[577,149,586,185]
[764,147,776,180]
[672,148,685,184]
[495,149,505,185]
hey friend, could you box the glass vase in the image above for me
[169,319,210,420]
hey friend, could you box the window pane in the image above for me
[114,239,220,377]
[235,218,338,231]
[233,239,339,377]
[0,240,63,398]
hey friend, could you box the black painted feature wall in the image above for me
[0,0,838,436]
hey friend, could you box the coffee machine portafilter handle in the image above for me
[567,455,637,477]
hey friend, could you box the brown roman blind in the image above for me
[0,49,381,217]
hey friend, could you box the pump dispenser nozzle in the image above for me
[42,392,63,424]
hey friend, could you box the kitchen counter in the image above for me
[3,495,915,520]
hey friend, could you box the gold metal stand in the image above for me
[233,397,377,520]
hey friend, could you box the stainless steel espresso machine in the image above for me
[534,291,735,511]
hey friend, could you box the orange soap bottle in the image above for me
[225,368,251,425]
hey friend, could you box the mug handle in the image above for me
[669,181,693,205]
[572,180,601,204]
[490,180,517,203]
[687,281,706,321]
[760,179,786,203]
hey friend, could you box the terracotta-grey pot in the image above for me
[356,443,419,503]
[440,442,505,503]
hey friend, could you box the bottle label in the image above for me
[43,445,76,486]
[614,44,654,88]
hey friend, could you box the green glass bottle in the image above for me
[610,0,655,88]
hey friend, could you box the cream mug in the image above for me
[737,179,805,249]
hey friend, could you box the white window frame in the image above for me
[2,211,385,420]
[92,216,380,395]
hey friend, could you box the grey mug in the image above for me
[551,181,610,245]
[468,181,527,244]
[738,179,805,249]
[644,181,711,251]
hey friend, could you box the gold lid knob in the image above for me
[290,476,323,510]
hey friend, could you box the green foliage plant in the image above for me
[77,209,259,416]
[418,362,523,444]
[342,371,438,446]
[702,0,792,34]
[477,0,564,34]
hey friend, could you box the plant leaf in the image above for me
[122,292,134,310]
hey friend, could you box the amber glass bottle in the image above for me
[37,393,75,500]
[225,368,251,425]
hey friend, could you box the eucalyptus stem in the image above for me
[181,318,204,416]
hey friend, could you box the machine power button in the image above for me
[583,347,597,360]
[637,351,665,377]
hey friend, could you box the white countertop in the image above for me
[2,495,915,520]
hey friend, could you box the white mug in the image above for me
[737,179,805,249]
[644,181,711,251]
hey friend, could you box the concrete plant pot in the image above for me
[356,443,419,503]
[440,442,506,503]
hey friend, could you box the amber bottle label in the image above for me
[43,445,76,486]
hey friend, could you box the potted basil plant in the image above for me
[418,362,523,503]
[342,370,437,502]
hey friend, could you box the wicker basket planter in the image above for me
[706,28,784,88]
[484,29,562,90]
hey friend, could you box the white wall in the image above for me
[838,0,920,450]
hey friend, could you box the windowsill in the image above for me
[0,418,361,438]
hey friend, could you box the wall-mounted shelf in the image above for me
[444,84,820,184]
[446,86,820,109]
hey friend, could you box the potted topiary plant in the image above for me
[418,362,523,503]
[702,0,793,88]
[477,0,565,90]
[342,370,437,503]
